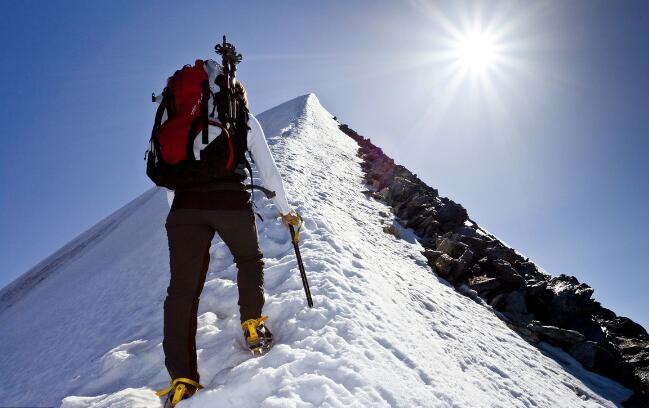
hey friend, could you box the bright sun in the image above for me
[399,1,529,133]
[455,31,498,72]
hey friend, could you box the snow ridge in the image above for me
[0,94,630,407]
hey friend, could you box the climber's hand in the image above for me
[281,212,301,227]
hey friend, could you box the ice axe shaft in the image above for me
[289,225,313,308]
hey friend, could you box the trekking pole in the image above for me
[289,216,313,308]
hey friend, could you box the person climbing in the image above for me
[146,37,300,406]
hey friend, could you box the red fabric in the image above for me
[158,60,207,164]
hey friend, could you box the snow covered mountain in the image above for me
[0,94,633,407]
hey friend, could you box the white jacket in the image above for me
[162,60,291,215]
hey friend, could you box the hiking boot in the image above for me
[242,315,273,354]
[157,378,201,408]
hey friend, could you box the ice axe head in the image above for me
[214,35,242,74]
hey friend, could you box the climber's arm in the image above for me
[247,113,291,216]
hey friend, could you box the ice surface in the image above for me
[0,94,631,407]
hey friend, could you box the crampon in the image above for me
[156,377,202,407]
[241,315,273,355]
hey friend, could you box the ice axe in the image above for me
[214,35,243,123]
[288,215,313,308]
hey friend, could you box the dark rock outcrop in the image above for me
[340,122,649,404]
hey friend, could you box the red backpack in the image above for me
[146,59,244,190]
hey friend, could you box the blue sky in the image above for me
[0,1,647,328]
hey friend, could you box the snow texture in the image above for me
[0,94,631,407]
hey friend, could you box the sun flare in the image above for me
[454,31,498,72]
[391,0,545,139]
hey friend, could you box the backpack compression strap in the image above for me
[201,80,210,145]
[206,119,235,170]
[243,158,276,200]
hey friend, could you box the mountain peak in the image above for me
[272,92,322,113]
[256,93,335,138]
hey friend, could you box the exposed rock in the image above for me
[634,367,649,394]
[489,293,506,308]
[517,261,545,280]
[509,324,540,344]
[468,263,483,278]
[615,337,649,365]
[458,235,492,251]
[456,283,482,302]
[421,249,443,263]
[421,236,469,282]
[526,275,605,342]
[435,198,468,227]
[569,341,619,376]
[527,323,585,345]
[385,177,419,204]
[623,391,649,408]
[452,224,479,237]
[452,246,474,282]
[382,224,400,238]
[501,290,532,324]
[482,245,519,264]
[605,316,649,338]
[362,190,384,200]
[487,259,526,286]
[434,254,455,278]
[468,276,501,295]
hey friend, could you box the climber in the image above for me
[146,37,300,406]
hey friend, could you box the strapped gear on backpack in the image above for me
[145,59,249,190]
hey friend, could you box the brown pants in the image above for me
[163,207,264,382]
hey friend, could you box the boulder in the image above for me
[509,324,540,344]
[434,199,468,226]
[516,261,545,280]
[623,391,649,407]
[490,293,506,308]
[452,224,479,238]
[529,275,599,332]
[433,236,474,283]
[604,316,649,338]
[634,367,649,394]
[382,224,400,238]
[451,246,474,282]
[502,290,530,323]
[569,341,618,376]
[385,177,418,204]
[459,235,492,251]
[421,219,440,238]
[468,276,501,295]
[527,322,585,345]
[488,259,526,286]
[422,249,443,263]
[468,264,483,278]
[483,245,518,263]
[434,254,455,278]
[615,337,649,365]
[436,237,462,257]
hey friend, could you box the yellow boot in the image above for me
[241,315,273,354]
[156,378,202,407]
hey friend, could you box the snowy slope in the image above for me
[0,94,631,407]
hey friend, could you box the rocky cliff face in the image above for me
[340,123,649,406]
